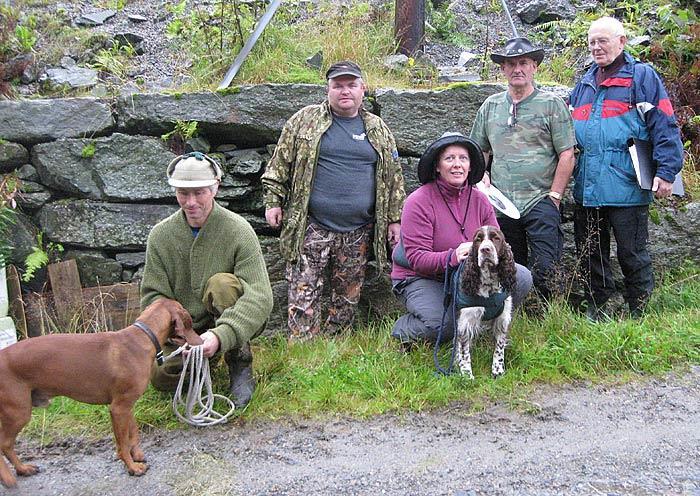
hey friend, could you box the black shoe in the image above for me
[585,303,610,323]
[225,345,256,409]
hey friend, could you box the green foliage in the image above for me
[81,141,96,159]
[91,44,135,80]
[22,231,63,283]
[22,264,700,437]
[161,120,199,142]
[426,1,472,47]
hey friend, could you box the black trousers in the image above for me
[573,204,654,311]
[498,196,563,299]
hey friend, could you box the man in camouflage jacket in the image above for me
[262,61,405,340]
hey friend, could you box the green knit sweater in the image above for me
[141,202,273,354]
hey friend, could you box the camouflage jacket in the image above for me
[262,101,405,268]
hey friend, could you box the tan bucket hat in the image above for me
[166,152,223,188]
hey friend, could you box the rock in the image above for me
[114,33,145,55]
[457,51,478,67]
[115,252,146,268]
[76,9,117,26]
[0,142,29,171]
[16,164,40,182]
[0,98,114,145]
[31,133,177,201]
[7,211,39,269]
[384,54,409,71]
[517,0,576,24]
[185,136,211,153]
[226,149,266,176]
[42,66,99,89]
[306,51,323,70]
[60,56,77,69]
[90,84,109,98]
[115,84,328,147]
[63,249,123,286]
[127,14,148,23]
[628,35,651,46]
[15,180,51,212]
[37,200,178,249]
[375,84,506,156]
[437,66,481,83]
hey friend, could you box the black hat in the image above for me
[490,37,544,65]
[325,60,363,80]
[417,132,486,185]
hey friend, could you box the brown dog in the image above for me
[0,298,202,488]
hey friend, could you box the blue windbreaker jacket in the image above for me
[569,52,683,207]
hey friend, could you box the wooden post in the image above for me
[47,260,84,330]
[395,0,425,56]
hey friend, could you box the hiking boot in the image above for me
[225,344,256,409]
[585,302,610,323]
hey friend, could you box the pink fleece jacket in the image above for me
[391,177,498,280]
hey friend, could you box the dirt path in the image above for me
[8,366,700,496]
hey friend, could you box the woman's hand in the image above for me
[455,241,473,261]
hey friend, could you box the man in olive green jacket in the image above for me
[262,61,405,341]
[142,152,273,408]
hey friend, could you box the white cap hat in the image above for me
[166,152,223,188]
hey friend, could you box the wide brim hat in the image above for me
[490,37,544,65]
[167,152,223,188]
[417,132,486,185]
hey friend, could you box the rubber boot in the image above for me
[225,343,256,409]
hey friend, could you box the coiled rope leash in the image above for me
[166,345,236,427]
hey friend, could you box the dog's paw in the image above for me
[16,463,40,477]
[128,462,149,476]
[491,368,505,378]
[131,447,146,463]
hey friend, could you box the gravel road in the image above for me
[8,366,699,496]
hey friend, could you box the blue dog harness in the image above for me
[451,263,508,320]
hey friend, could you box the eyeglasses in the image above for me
[508,103,517,127]
[588,37,613,48]
[441,154,470,164]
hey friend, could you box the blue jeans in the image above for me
[390,264,532,344]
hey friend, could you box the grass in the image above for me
[21,263,700,442]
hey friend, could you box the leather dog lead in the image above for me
[133,321,164,365]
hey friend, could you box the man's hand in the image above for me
[265,207,283,228]
[455,241,473,262]
[387,222,401,248]
[199,331,220,358]
[652,176,673,198]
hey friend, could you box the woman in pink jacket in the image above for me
[390,132,532,346]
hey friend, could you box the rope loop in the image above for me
[166,345,236,427]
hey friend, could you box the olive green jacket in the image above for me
[262,101,405,268]
[140,202,273,354]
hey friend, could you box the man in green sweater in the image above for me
[141,152,273,408]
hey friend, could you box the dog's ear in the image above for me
[497,241,517,293]
[170,302,203,346]
[460,242,482,296]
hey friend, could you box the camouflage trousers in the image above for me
[286,222,372,341]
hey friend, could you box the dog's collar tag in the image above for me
[134,321,164,365]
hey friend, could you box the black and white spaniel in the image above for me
[455,226,517,379]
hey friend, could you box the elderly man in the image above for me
[141,152,273,408]
[262,60,405,341]
[470,38,576,299]
[569,17,683,320]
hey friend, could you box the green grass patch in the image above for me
[23,264,700,440]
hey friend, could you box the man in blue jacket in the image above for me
[569,16,683,320]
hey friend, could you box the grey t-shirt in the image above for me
[308,114,378,232]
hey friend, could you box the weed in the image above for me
[81,141,96,159]
[92,44,135,81]
[0,173,20,265]
[22,231,63,283]
[162,120,200,155]
[426,1,473,47]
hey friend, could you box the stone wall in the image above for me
[1,83,698,330]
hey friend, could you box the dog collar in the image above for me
[134,321,164,365]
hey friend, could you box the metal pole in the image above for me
[218,0,284,90]
[499,0,519,38]
[395,0,425,56]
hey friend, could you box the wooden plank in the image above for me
[24,282,141,336]
[47,260,84,328]
[5,265,28,338]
